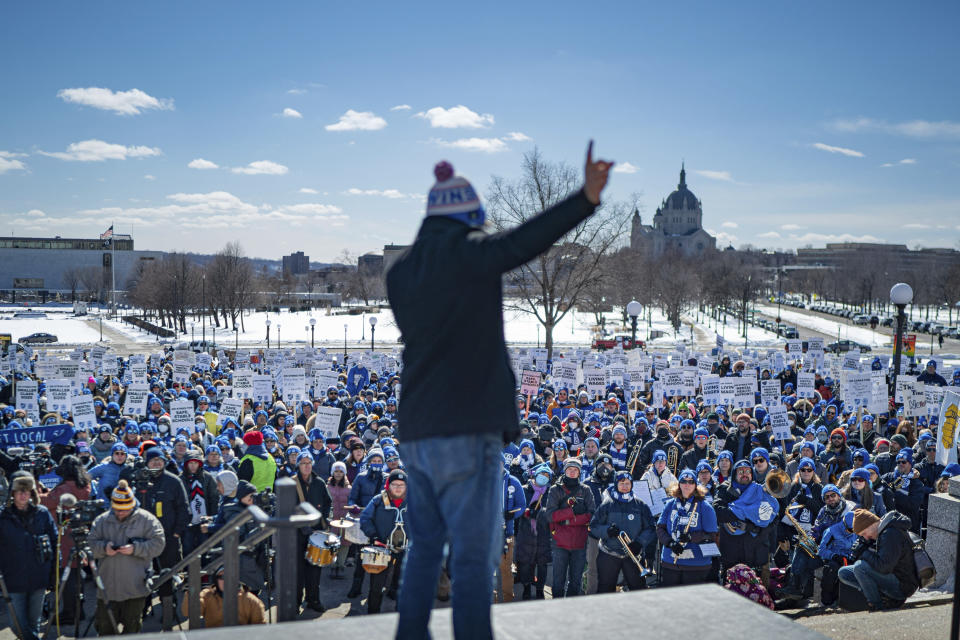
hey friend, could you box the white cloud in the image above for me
[188,158,219,170]
[695,169,734,182]
[503,132,532,142]
[57,87,173,115]
[721,221,738,229]
[0,153,26,174]
[832,117,960,139]
[431,137,508,153]
[144,174,156,180]
[902,223,931,229]
[38,139,162,162]
[613,162,639,174]
[811,142,864,158]
[390,104,411,111]
[299,187,319,194]
[282,107,302,119]
[344,188,417,199]
[415,105,494,129]
[26,209,45,217]
[882,158,917,167]
[231,160,289,175]
[780,223,803,231]
[786,232,883,244]
[325,109,387,131]
[757,231,782,239]
[287,88,307,95]
[710,230,738,247]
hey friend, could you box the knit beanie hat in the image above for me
[217,470,239,496]
[243,430,263,447]
[830,428,847,441]
[851,508,881,535]
[331,461,347,475]
[563,457,582,473]
[890,434,908,449]
[425,162,485,227]
[111,480,136,511]
[236,480,257,501]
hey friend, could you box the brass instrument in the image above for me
[667,447,679,476]
[626,440,643,476]
[784,504,817,558]
[707,435,719,464]
[765,469,792,500]
[618,531,650,576]
[672,500,700,560]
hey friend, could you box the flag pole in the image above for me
[110,223,116,319]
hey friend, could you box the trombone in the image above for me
[626,440,643,476]
[707,435,718,464]
[618,531,650,576]
[667,447,679,476]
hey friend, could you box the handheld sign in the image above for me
[170,399,195,433]
[312,406,342,440]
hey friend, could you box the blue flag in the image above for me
[0,424,75,448]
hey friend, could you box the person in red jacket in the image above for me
[544,458,596,597]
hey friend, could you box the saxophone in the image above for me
[784,505,817,558]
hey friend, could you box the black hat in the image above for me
[236,480,257,501]
[387,468,407,484]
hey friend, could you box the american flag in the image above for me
[99,225,114,240]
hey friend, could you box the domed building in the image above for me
[630,164,716,257]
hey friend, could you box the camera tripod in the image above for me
[0,568,25,640]
[55,541,118,638]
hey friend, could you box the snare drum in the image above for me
[360,545,391,574]
[305,531,340,567]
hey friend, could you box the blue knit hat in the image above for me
[821,483,841,500]
[896,451,913,465]
[797,458,815,471]
[750,447,770,465]
[695,460,713,475]
[612,424,627,437]
[851,468,871,482]
[296,451,314,466]
[677,469,696,483]
[694,427,709,438]
[652,450,667,463]
[864,463,880,477]
[426,162,485,227]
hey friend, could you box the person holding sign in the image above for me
[656,468,719,586]
[386,142,612,638]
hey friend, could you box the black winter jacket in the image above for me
[387,190,597,442]
[859,511,920,598]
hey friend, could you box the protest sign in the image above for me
[312,406,342,440]
[46,379,73,413]
[71,396,96,432]
[170,399,195,432]
[123,384,150,418]
[520,370,541,397]
[760,379,781,408]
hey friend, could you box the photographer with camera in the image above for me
[130,446,189,627]
[40,455,93,626]
[0,472,57,640]
[88,480,165,634]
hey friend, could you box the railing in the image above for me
[150,477,321,628]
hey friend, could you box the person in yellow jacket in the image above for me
[182,566,266,627]
[238,430,277,492]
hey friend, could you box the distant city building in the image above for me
[282,251,310,275]
[358,252,384,275]
[795,242,960,271]
[0,234,163,295]
[630,164,716,257]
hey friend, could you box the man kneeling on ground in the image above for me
[838,509,918,611]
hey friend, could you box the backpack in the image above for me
[907,531,936,588]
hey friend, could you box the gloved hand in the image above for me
[567,497,577,508]
[572,500,588,515]
[677,531,692,544]
[503,509,514,522]
[794,493,810,507]
[627,541,643,557]
[606,523,620,538]
[744,521,759,535]
[669,541,685,556]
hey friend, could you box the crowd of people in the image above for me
[0,342,957,638]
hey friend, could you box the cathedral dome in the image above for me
[662,164,700,211]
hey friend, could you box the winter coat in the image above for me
[89,460,132,501]
[818,518,856,562]
[134,469,190,538]
[637,437,681,475]
[293,472,333,530]
[544,481,596,550]
[41,480,92,566]
[306,447,336,480]
[181,585,265,627]
[386,190,598,443]
[514,483,552,567]
[502,471,525,538]
[348,469,385,513]
[858,511,920,598]
[640,466,677,493]
[88,508,166,601]
[90,435,118,461]
[656,495,718,568]
[679,444,709,471]
[0,503,57,592]
[880,470,924,532]
[327,480,351,522]
[359,491,407,548]
[181,469,220,524]
[820,447,853,482]
[589,489,656,558]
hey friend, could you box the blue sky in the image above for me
[1,1,958,262]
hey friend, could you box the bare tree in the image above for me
[487,148,632,359]
[62,266,82,302]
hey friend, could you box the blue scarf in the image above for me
[609,443,628,469]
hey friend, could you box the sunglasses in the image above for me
[800,468,814,473]
[752,459,766,464]
[898,461,911,465]
[679,479,695,485]
[851,478,866,483]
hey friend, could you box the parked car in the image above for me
[946,327,959,339]
[592,335,645,351]
[18,332,57,344]
[853,314,870,325]
[826,339,872,354]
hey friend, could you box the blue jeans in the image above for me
[9,589,45,640]
[552,546,586,597]
[838,559,905,608]
[397,434,503,640]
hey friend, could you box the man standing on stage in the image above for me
[388,142,612,639]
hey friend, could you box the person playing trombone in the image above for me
[588,471,656,593]
[656,468,718,586]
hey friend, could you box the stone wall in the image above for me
[926,475,960,588]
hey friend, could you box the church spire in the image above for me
[679,162,686,189]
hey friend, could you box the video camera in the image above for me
[58,495,106,543]
[252,489,276,515]
[9,447,55,478]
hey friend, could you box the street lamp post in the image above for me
[309,318,316,349]
[626,300,642,347]
[190,322,195,342]
[890,282,913,396]
[776,269,784,337]
[343,323,348,365]
[369,316,377,352]
[277,324,281,350]
[361,314,365,341]
[266,318,271,350]
[234,326,238,353]
[202,273,206,345]
[99,315,103,341]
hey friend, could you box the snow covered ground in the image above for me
[756,304,890,347]
[0,313,102,343]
